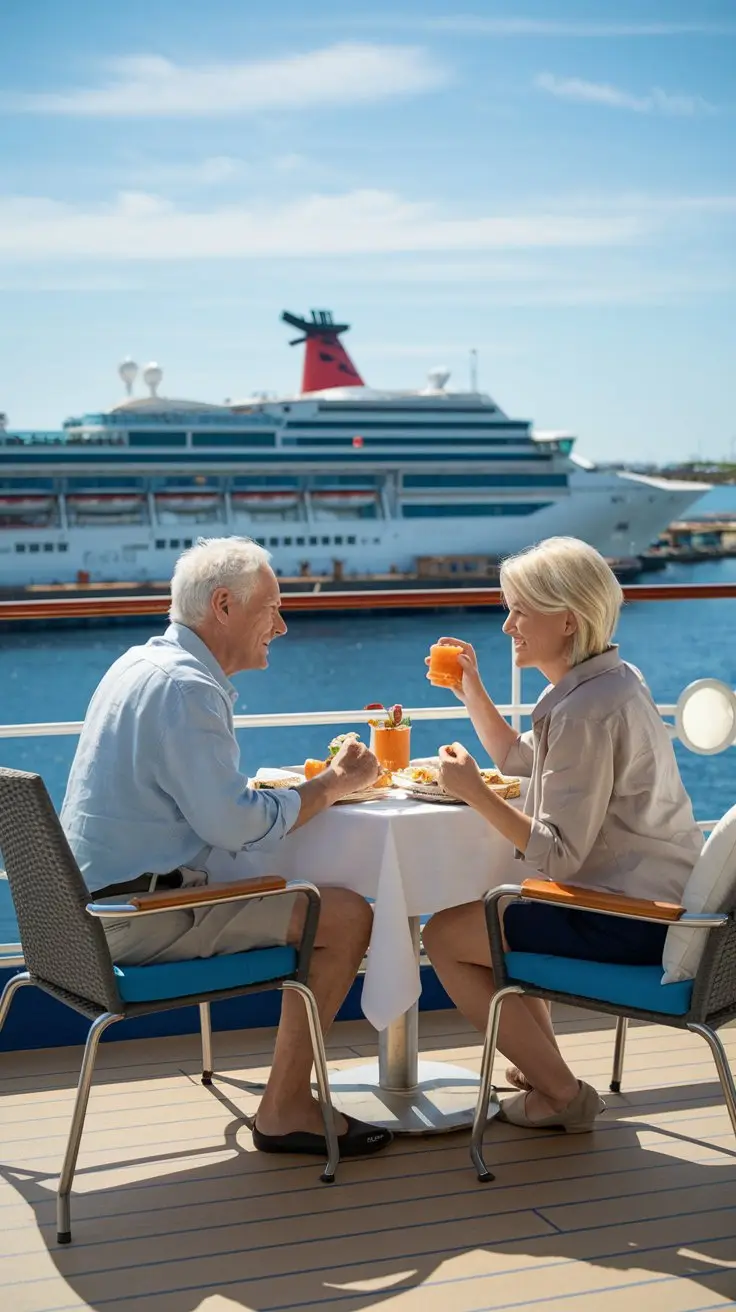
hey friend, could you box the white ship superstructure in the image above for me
[0,311,705,586]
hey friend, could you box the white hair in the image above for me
[499,536,623,666]
[169,537,272,627]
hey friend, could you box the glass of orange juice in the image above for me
[428,642,464,688]
[369,723,411,773]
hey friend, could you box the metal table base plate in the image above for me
[328,1058,500,1135]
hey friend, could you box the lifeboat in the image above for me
[67,494,145,515]
[155,492,222,515]
[0,495,56,525]
[231,492,300,512]
[311,490,375,512]
[0,495,55,514]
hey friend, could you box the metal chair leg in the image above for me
[0,970,31,1035]
[687,1021,736,1142]
[470,985,523,1183]
[282,979,339,1183]
[57,1012,121,1245]
[610,1016,628,1093]
[199,1002,213,1085]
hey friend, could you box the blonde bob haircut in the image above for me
[499,536,623,667]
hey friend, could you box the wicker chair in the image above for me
[0,767,339,1244]
[470,876,736,1182]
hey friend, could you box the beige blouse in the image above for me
[499,647,703,904]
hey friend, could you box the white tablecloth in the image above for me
[209,791,524,1031]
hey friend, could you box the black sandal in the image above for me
[252,1113,393,1158]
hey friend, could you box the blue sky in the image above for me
[0,0,734,462]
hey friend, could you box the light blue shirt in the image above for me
[60,623,301,892]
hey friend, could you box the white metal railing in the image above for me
[0,701,680,739]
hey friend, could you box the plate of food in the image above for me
[393,760,521,804]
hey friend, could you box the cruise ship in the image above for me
[0,310,705,587]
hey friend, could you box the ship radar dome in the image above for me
[143,362,163,397]
[118,357,138,397]
[426,367,451,392]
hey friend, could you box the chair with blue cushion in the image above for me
[0,766,339,1244]
[470,876,736,1182]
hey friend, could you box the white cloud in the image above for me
[535,73,716,116]
[424,18,736,37]
[9,44,446,118]
[0,189,649,262]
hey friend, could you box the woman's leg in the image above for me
[423,902,579,1114]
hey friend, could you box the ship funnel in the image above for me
[281,309,365,394]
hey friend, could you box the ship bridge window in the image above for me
[59,542,68,552]
[192,433,276,448]
[403,474,567,489]
[310,475,377,488]
[231,476,298,489]
[29,543,40,552]
[155,538,166,549]
[14,543,26,553]
[128,433,187,447]
[0,478,56,491]
[403,502,555,519]
[67,476,145,490]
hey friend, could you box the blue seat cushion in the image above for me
[114,946,298,1004]
[504,952,694,1017]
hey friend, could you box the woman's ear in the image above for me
[564,612,578,635]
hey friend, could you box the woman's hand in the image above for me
[425,637,486,705]
[438,742,487,806]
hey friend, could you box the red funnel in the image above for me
[282,310,364,393]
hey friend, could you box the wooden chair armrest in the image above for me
[128,875,287,912]
[520,878,684,923]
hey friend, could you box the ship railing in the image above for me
[1,581,734,960]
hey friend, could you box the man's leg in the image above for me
[256,885,373,1136]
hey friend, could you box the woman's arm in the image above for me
[439,716,615,882]
[438,743,533,850]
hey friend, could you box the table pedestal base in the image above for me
[327,1059,500,1135]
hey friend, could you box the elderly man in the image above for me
[61,537,392,1159]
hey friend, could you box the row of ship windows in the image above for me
[155,535,367,550]
[13,536,370,554]
[14,542,69,553]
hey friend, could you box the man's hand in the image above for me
[329,736,381,796]
[438,742,487,805]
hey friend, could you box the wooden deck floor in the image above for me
[1,1007,735,1312]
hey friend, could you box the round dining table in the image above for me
[238,780,527,1134]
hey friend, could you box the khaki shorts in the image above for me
[103,890,299,966]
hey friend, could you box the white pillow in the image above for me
[662,804,736,984]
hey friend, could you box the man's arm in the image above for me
[156,682,301,851]
[289,736,381,829]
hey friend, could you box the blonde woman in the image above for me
[422,537,702,1132]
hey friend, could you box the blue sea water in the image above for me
[1,487,734,944]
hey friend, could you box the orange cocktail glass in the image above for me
[370,724,411,773]
[428,643,464,689]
